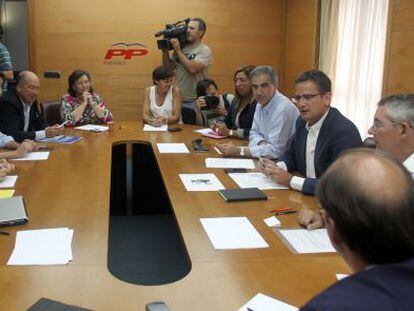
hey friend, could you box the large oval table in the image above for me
[0,122,350,310]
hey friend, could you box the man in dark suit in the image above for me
[0,71,62,142]
[260,70,361,195]
[300,149,414,311]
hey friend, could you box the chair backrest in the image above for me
[41,101,61,126]
[181,106,196,125]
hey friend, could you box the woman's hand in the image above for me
[195,97,207,111]
[213,122,230,137]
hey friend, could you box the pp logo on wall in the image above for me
[104,43,148,65]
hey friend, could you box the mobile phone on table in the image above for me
[168,127,182,132]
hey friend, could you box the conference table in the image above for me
[0,122,350,310]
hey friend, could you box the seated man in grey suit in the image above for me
[260,70,361,195]
[300,149,414,311]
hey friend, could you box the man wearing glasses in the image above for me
[260,70,361,195]
[298,93,414,230]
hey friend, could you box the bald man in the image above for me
[0,71,62,142]
[300,149,414,310]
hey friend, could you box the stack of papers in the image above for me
[75,124,108,132]
[13,151,50,161]
[157,143,189,153]
[229,172,289,190]
[263,216,281,228]
[143,124,168,132]
[40,135,82,144]
[239,293,298,311]
[179,173,225,191]
[205,158,255,169]
[0,176,18,188]
[200,217,268,249]
[7,228,74,265]
[278,229,336,253]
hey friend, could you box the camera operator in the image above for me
[161,18,212,112]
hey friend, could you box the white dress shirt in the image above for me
[21,100,46,140]
[403,152,414,179]
[0,132,14,148]
[289,109,330,191]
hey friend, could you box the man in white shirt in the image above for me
[298,93,414,230]
[260,70,361,195]
[216,65,299,159]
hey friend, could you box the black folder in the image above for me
[218,188,267,202]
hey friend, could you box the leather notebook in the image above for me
[219,188,267,202]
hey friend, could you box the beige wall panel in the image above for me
[283,0,319,97]
[31,0,286,120]
[383,0,414,95]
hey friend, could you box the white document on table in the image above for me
[143,124,168,132]
[238,293,298,311]
[7,227,74,265]
[193,128,211,134]
[157,143,189,154]
[200,217,269,249]
[0,175,18,188]
[13,151,50,161]
[75,124,108,132]
[179,173,225,191]
[229,172,288,190]
[205,158,255,169]
[278,228,336,253]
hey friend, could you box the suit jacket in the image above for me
[279,107,362,195]
[0,88,46,142]
[300,258,414,311]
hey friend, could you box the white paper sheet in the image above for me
[7,228,74,265]
[238,293,298,311]
[263,216,281,228]
[193,128,211,134]
[205,158,255,169]
[229,172,289,190]
[179,174,225,191]
[278,229,336,253]
[143,124,168,132]
[157,143,190,154]
[0,175,18,188]
[75,124,108,132]
[200,217,269,249]
[13,151,50,161]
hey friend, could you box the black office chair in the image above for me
[181,106,196,125]
[41,101,62,126]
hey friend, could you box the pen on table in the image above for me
[214,146,223,155]
[58,120,68,127]
[269,207,293,213]
[0,231,10,236]
[274,210,297,215]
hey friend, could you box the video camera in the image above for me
[155,18,190,50]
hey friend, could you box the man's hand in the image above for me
[298,208,324,230]
[0,159,14,182]
[14,140,36,157]
[260,158,292,186]
[215,143,240,157]
[45,125,64,138]
[170,38,181,52]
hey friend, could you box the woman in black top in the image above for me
[213,65,257,140]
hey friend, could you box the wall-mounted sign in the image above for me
[104,43,148,65]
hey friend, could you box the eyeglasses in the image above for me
[291,93,322,104]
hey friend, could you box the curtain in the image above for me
[319,0,389,138]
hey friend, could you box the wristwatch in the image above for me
[239,147,245,157]
[229,129,234,137]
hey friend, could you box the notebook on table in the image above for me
[218,188,267,202]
